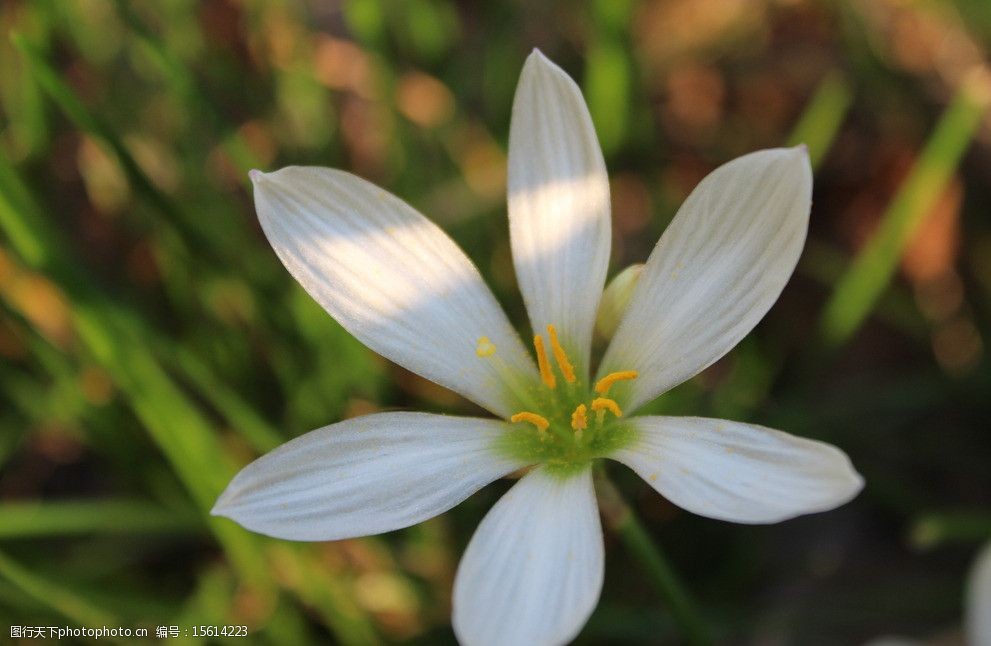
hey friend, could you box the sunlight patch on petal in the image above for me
[508,50,611,376]
[252,167,538,418]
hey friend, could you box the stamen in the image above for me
[510,411,550,433]
[590,397,622,418]
[546,324,576,384]
[594,370,638,395]
[476,336,496,357]
[570,404,588,431]
[533,335,556,389]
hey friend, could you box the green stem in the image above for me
[595,468,712,646]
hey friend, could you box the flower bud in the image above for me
[595,264,642,340]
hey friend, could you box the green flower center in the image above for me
[488,324,639,477]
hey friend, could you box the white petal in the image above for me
[968,541,991,646]
[613,416,863,524]
[252,167,538,418]
[599,147,812,412]
[508,50,611,374]
[453,467,603,646]
[211,412,523,541]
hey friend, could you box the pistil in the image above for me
[570,404,588,440]
[590,397,622,418]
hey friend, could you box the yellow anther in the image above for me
[533,335,556,389]
[590,397,622,418]
[594,370,638,395]
[476,336,496,357]
[510,411,550,433]
[570,404,588,431]
[546,324,576,384]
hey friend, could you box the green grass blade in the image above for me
[912,511,991,549]
[585,41,632,156]
[799,240,927,340]
[820,77,991,346]
[0,548,122,635]
[109,0,261,178]
[171,346,283,453]
[0,149,272,589]
[275,546,383,646]
[788,72,853,169]
[0,500,202,539]
[0,153,49,267]
[0,110,380,646]
[10,34,181,225]
[9,32,254,268]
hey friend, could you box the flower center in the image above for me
[497,324,639,474]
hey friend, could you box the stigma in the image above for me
[570,404,588,431]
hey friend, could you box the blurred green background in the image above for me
[1,0,990,643]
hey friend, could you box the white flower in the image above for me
[212,49,864,645]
